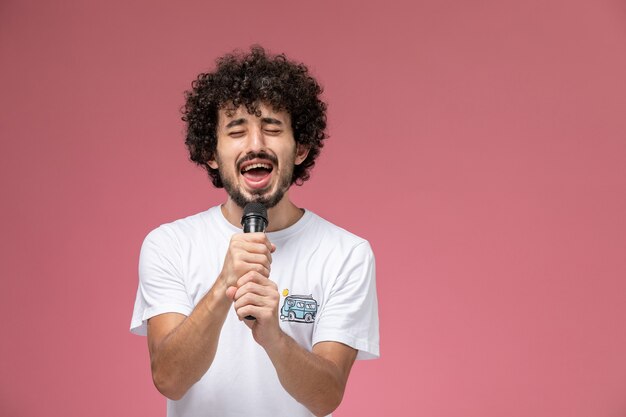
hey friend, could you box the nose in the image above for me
[246,125,267,153]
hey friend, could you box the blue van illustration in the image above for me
[280,294,318,323]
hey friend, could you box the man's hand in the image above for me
[229,270,282,346]
[221,231,355,416]
[219,232,275,290]
[146,232,275,400]
[222,232,280,346]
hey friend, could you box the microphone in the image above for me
[241,202,268,233]
[241,202,268,320]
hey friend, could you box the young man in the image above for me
[130,46,379,417]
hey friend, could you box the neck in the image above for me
[220,192,304,232]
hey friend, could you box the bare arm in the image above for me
[148,233,274,400]
[267,338,357,416]
[230,273,358,416]
[147,279,230,400]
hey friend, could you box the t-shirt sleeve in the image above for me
[313,241,380,360]
[130,226,194,336]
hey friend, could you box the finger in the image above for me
[235,232,269,245]
[233,242,273,267]
[233,289,264,309]
[234,281,278,302]
[233,292,266,320]
[233,261,269,279]
[246,238,274,263]
[263,238,274,259]
[237,233,274,260]
[236,252,271,271]
[225,286,237,300]
[236,271,276,289]
[235,304,275,322]
[248,262,270,278]
[232,240,272,257]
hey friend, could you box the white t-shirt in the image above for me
[131,206,379,417]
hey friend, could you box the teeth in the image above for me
[242,163,272,172]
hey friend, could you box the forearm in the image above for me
[150,278,231,400]
[231,269,355,415]
[263,333,351,417]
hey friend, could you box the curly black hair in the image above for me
[182,46,327,188]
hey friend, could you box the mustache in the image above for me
[237,151,278,169]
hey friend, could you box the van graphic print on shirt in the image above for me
[279,289,318,323]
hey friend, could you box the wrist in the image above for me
[198,277,232,317]
[214,274,231,299]
[262,327,289,355]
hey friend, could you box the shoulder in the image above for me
[142,206,223,248]
[304,210,373,255]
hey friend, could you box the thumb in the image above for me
[225,286,237,300]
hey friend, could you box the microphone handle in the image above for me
[243,217,266,233]
[243,215,267,320]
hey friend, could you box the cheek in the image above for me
[213,143,239,167]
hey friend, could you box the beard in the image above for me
[217,151,295,209]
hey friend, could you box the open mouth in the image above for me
[240,161,274,188]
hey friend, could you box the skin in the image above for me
[147,104,357,416]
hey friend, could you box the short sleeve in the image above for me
[313,241,380,360]
[130,226,194,336]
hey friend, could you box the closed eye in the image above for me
[229,131,245,138]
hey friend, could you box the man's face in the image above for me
[208,103,309,208]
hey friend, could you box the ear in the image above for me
[294,144,310,166]
[207,155,219,169]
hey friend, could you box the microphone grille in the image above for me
[243,202,267,220]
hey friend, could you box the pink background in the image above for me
[1,0,625,416]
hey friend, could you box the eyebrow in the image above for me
[224,117,284,129]
[261,117,283,126]
[225,118,246,128]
